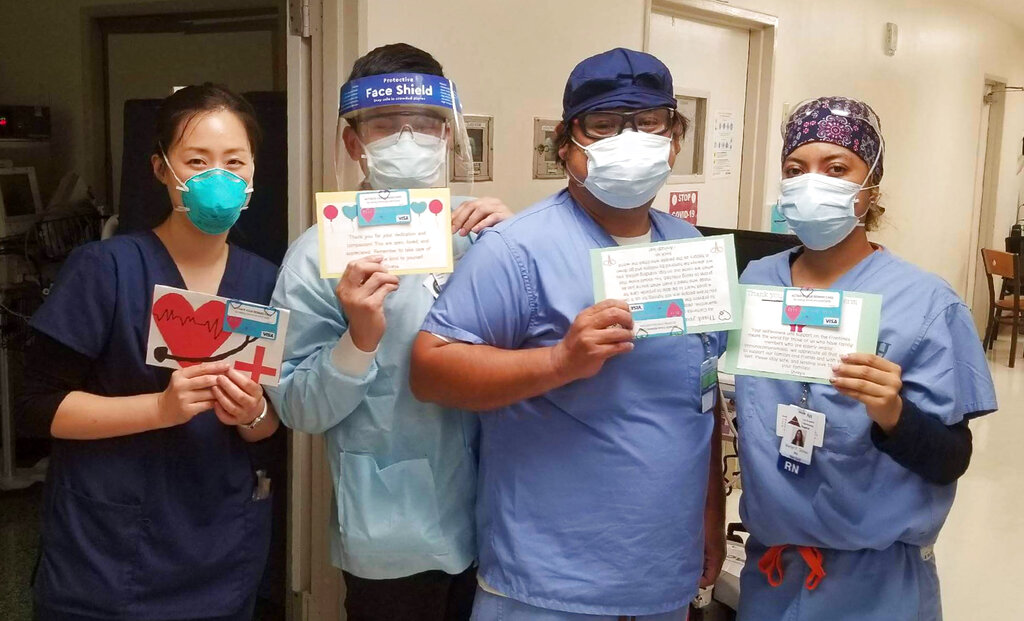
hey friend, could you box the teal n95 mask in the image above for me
[570,131,672,209]
[163,151,253,235]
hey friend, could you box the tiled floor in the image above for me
[0,484,41,621]
[726,337,1024,619]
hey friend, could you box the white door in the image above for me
[649,12,750,229]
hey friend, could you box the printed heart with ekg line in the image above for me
[152,293,231,367]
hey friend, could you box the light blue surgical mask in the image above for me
[163,151,253,235]
[569,130,672,209]
[777,174,869,250]
[778,145,882,251]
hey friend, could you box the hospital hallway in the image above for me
[935,338,1024,619]
[722,338,1024,619]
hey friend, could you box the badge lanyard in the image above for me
[699,334,718,414]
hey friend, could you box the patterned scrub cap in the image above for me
[782,96,884,182]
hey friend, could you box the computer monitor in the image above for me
[697,226,801,275]
[0,167,42,237]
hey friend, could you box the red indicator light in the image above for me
[0,118,7,127]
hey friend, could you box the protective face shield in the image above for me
[335,73,474,193]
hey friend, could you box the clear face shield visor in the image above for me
[335,73,474,194]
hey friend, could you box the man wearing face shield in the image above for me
[265,44,511,620]
[410,48,726,620]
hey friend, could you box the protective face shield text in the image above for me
[336,73,474,193]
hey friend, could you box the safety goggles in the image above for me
[354,110,447,143]
[577,107,675,140]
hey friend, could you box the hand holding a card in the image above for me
[336,255,401,351]
[550,299,635,383]
[830,353,904,432]
[156,362,231,427]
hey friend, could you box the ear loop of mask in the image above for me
[852,136,884,224]
[161,146,192,213]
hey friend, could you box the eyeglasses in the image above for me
[355,111,447,142]
[577,107,675,139]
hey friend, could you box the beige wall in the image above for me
[361,0,649,209]
[352,0,1024,296]
[0,0,279,209]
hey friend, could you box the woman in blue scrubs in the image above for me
[734,96,998,621]
[22,84,280,620]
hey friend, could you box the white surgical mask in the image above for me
[570,131,672,209]
[362,130,446,189]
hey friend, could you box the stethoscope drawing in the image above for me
[152,336,258,364]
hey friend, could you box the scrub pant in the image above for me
[470,588,689,621]
[342,565,477,621]
[34,592,257,621]
[738,537,942,621]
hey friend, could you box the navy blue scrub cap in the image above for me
[562,48,678,121]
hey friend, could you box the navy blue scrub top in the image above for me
[29,230,278,620]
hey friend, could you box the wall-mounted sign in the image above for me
[452,114,493,182]
[669,191,698,225]
[533,118,566,180]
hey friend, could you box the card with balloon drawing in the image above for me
[145,285,290,386]
[315,187,454,278]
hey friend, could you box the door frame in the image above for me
[966,76,1006,325]
[95,7,281,212]
[286,0,363,618]
[643,0,777,231]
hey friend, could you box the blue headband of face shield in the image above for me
[339,73,462,119]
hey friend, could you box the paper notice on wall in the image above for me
[712,110,737,179]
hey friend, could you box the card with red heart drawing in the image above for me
[315,187,454,278]
[145,285,290,386]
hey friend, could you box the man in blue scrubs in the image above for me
[411,48,726,620]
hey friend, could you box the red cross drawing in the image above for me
[234,346,277,383]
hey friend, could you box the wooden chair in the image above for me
[982,248,1023,367]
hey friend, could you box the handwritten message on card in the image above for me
[316,188,454,277]
[724,286,881,383]
[591,235,741,335]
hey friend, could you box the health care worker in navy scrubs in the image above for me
[734,97,998,621]
[410,48,727,620]
[22,84,280,621]
[266,44,511,620]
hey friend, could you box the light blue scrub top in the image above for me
[266,200,479,580]
[736,248,997,551]
[422,189,726,616]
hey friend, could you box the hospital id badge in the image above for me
[776,403,823,477]
[423,272,450,299]
[700,356,718,414]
